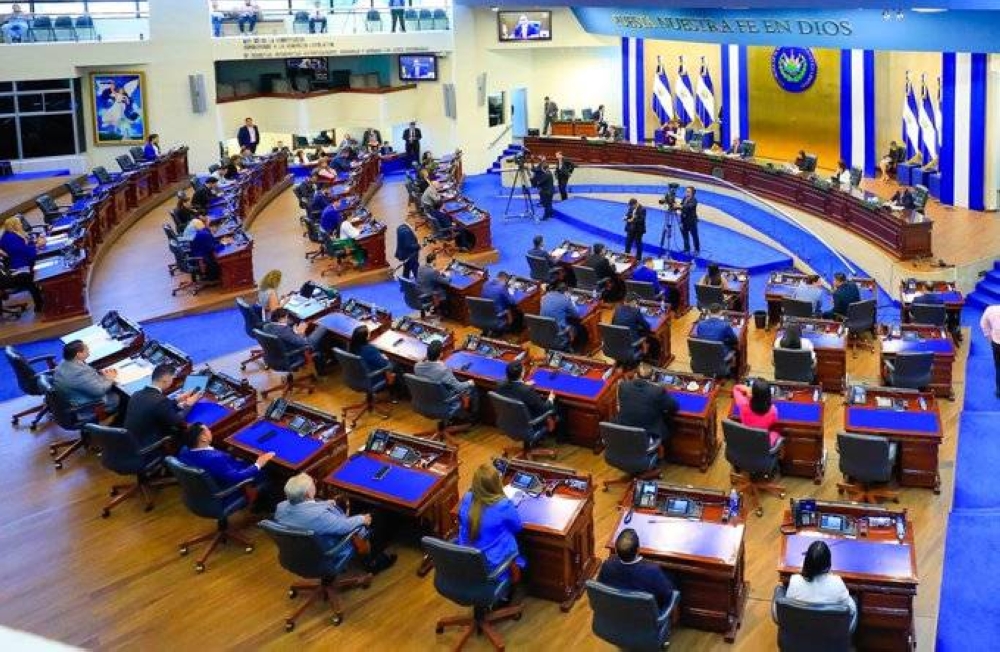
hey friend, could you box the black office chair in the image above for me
[252,328,317,398]
[75,14,97,40]
[772,584,856,652]
[625,279,662,301]
[912,185,930,212]
[773,348,815,384]
[599,422,660,492]
[836,431,899,504]
[781,297,815,319]
[525,314,568,352]
[599,323,644,366]
[258,519,372,631]
[168,241,210,296]
[35,193,83,224]
[488,391,556,461]
[722,419,785,517]
[403,373,472,443]
[92,166,115,185]
[526,254,555,283]
[116,154,138,173]
[421,536,524,652]
[332,348,392,429]
[695,284,725,311]
[688,337,734,378]
[82,424,175,517]
[844,299,876,356]
[399,276,434,319]
[130,146,147,163]
[235,298,266,372]
[39,374,105,470]
[574,265,604,293]
[909,302,947,327]
[5,346,56,430]
[883,351,934,391]
[64,179,90,202]
[300,216,328,262]
[29,15,56,41]
[585,580,681,651]
[164,456,256,572]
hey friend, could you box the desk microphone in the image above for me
[393,337,404,347]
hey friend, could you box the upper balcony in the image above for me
[0,0,150,43]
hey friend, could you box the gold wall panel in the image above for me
[642,40,722,142]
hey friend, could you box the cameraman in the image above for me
[680,186,700,254]
[531,157,555,221]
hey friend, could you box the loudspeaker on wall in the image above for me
[476,72,487,107]
[443,83,456,120]
[188,74,207,114]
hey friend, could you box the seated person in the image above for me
[878,140,902,182]
[257,269,288,321]
[612,293,660,362]
[309,184,332,222]
[661,120,680,147]
[457,464,525,596]
[53,339,121,417]
[124,363,201,448]
[912,282,961,341]
[732,379,780,446]
[413,339,478,421]
[349,325,402,400]
[221,155,240,181]
[143,134,161,161]
[181,217,204,242]
[583,242,624,302]
[790,274,824,316]
[191,176,220,212]
[262,307,333,374]
[319,198,342,236]
[314,157,339,182]
[2,4,31,43]
[527,234,564,284]
[238,146,255,167]
[420,179,443,214]
[775,323,816,365]
[480,270,522,333]
[783,540,857,620]
[276,473,397,574]
[0,255,44,313]
[188,219,225,281]
[325,217,367,272]
[416,252,450,314]
[0,216,44,310]
[539,282,581,351]
[832,159,851,187]
[822,272,860,320]
[793,149,808,172]
[630,257,665,299]
[598,527,677,612]
[726,138,742,157]
[413,168,431,195]
[496,360,556,420]
[700,263,741,311]
[891,187,917,210]
[694,303,738,353]
[615,361,678,447]
[178,422,275,508]
[173,192,202,226]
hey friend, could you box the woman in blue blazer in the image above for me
[457,463,524,591]
[0,216,39,270]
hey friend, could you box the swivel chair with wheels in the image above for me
[5,346,55,430]
[235,297,266,371]
[771,584,856,652]
[722,419,785,516]
[836,431,899,504]
[488,392,556,461]
[882,351,933,391]
[253,328,317,398]
[585,580,681,651]
[332,348,392,430]
[83,424,175,517]
[598,422,660,493]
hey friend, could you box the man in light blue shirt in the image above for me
[540,282,577,350]
[791,275,824,315]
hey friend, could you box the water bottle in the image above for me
[591,286,598,302]
[660,295,666,314]
[727,489,739,521]
[813,388,821,402]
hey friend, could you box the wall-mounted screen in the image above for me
[498,10,552,42]
[286,58,328,81]
[398,54,438,82]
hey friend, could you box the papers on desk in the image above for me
[652,259,665,271]
[503,486,527,505]
[33,257,64,272]
[285,295,328,320]
[551,247,567,259]
[613,261,631,274]
[110,358,154,386]
[62,325,120,363]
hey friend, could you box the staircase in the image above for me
[486,143,523,175]
[967,261,1000,310]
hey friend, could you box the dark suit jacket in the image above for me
[694,317,738,351]
[597,557,676,611]
[496,380,551,420]
[189,229,219,262]
[394,224,420,262]
[583,253,616,281]
[831,282,861,317]
[405,126,422,143]
[532,166,554,196]
[191,186,215,211]
[262,321,309,352]
[554,158,575,182]
[625,204,647,235]
[124,386,187,447]
[615,378,678,440]
[237,125,259,149]
[611,304,651,339]
[680,196,698,227]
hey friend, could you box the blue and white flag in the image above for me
[901,73,921,159]
[695,57,715,127]
[674,56,697,126]
[917,75,938,162]
[934,77,944,148]
[651,56,674,125]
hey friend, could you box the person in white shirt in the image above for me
[790,275,824,315]
[980,303,1000,398]
[784,540,856,619]
[775,322,816,365]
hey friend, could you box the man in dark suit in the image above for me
[178,422,274,505]
[679,185,700,254]
[612,294,660,362]
[623,198,647,260]
[404,121,422,163]
[598,528,677,612]
[694,303,739,372]
[237,117,260,154]
[361,127,382,151]
[913,282,962,342]
[615,361,678,445]
[261,307,333,374]
[823,272,861,319]
[891,187,917,210]
[543,96,558,135]
[495,360,562,439]
[416,252,449,313]
[583,242,623,302]
[531,160,555,220]
[554,151,575,201]
[124,364,201,448]
[394,223,420,279]
[191,176,220,213]
[480,270,521,333]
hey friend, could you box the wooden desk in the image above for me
[656,259,692,316]
[324,430,459,575]
[216,239,255,291]
[550,121,599,137]
[103,341,192,397]
[283,292,340,323]
[314,299,392,350]
[182,368,259,444]
[449,206,492,254]
[717,267,749,311]
[730,380,826,482]
[370,316,454,370]
[498,458,597,611]
[444,336,527,426]
[636,299,674,367]
[649,369,720,471]
[779,317,847,393]
[900,280,964,327]
[689,310,749,379]
[60,313,145,369]
[354,219,388,271]
[443,259,487,325]
[523,137,933,260]
[764,271,816,328]
[506,274,543,317]
[611,482,748,642]
[227,400,346,477]
[778,501,918,651]
[880,324,955,399]
[525,352,620,451]
[567,288,603,355]
[33,253,88,321]
[550,240,588,286]
[843,386,942,492]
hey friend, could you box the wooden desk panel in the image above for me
[526,353,620,451]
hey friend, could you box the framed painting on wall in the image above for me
[90,71,148,146]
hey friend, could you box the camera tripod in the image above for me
[504,163,536,222]
[659,199,681,253]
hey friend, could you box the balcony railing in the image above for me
[0,1,150,43]
[210,1,452,38]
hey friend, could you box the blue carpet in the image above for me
[0,169,72,183]
[936,512,1000,651]
[952,412,1000,510]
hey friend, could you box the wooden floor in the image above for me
[0,175,83,220]
[0,179,961,651]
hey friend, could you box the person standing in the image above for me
[532,160,555,221]
[554,151,574,201]
[981,303,1000,398]
[623,198,646,260]
[680,185,700,254]
[389,0,406,32]
[543,96,558,135]
[394,223,420,279]
[237,117,260,154]
[404,121,422,164]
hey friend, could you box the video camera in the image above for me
[658,182,680,209]
[513,147,532,169]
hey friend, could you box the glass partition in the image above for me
[0,0,149,43]
[0,78,86,160]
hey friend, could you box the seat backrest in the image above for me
[525,314,562,351]
[773,585,854,652]
[259,519,352,579]
[695,283,725,310]
[76,15,95,27]
[722,418,776,474]
[837,431,894,483]
[600,323,639,364]
[421,536,499,608]
[162,223,179,242]
[849,167,863,187]
[164,455,229,519]
[585,580,666,651]
[92,166,112,184]
[912,185,930,211]
[526,254,552,282]
[333,348,375,393]
[781,297,815,319]
[235,297,263,338]
[909,302,947,327]
[253,328,299,372]
[625,279,657,301]
[889,351,934,389]
[83,423,147,475]
[35,194,58,214]
[600,422,654,474]
[5,346,45,395]
[398,276,429,312]
[467,296,501,333]
[774,348,815,384]
[488,391,534,441]
[33,15,53,27]
[294,11,309,20]
[130,146,146,162]
[404,373,452,419]
[116,154,136,172]
[574,265,600,291]
[39,374,90,430]
[687,337,729,377]
[844,299,876,332]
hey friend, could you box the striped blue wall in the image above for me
[940,52,988,210]
[720,44,748,147]
[621,37,645,144]
[839,49,877,176]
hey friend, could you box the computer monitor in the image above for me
[497,10,552,41]
[560,109,575,120]
[802,153,818,173]
[740,140,756,158]
[398,54,438,82]
[581,108,593,121]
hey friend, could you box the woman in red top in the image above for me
[732,379,780,446]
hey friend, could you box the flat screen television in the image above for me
[398,54,438,82]
[497,10,552,42]
[286,57,328,81]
